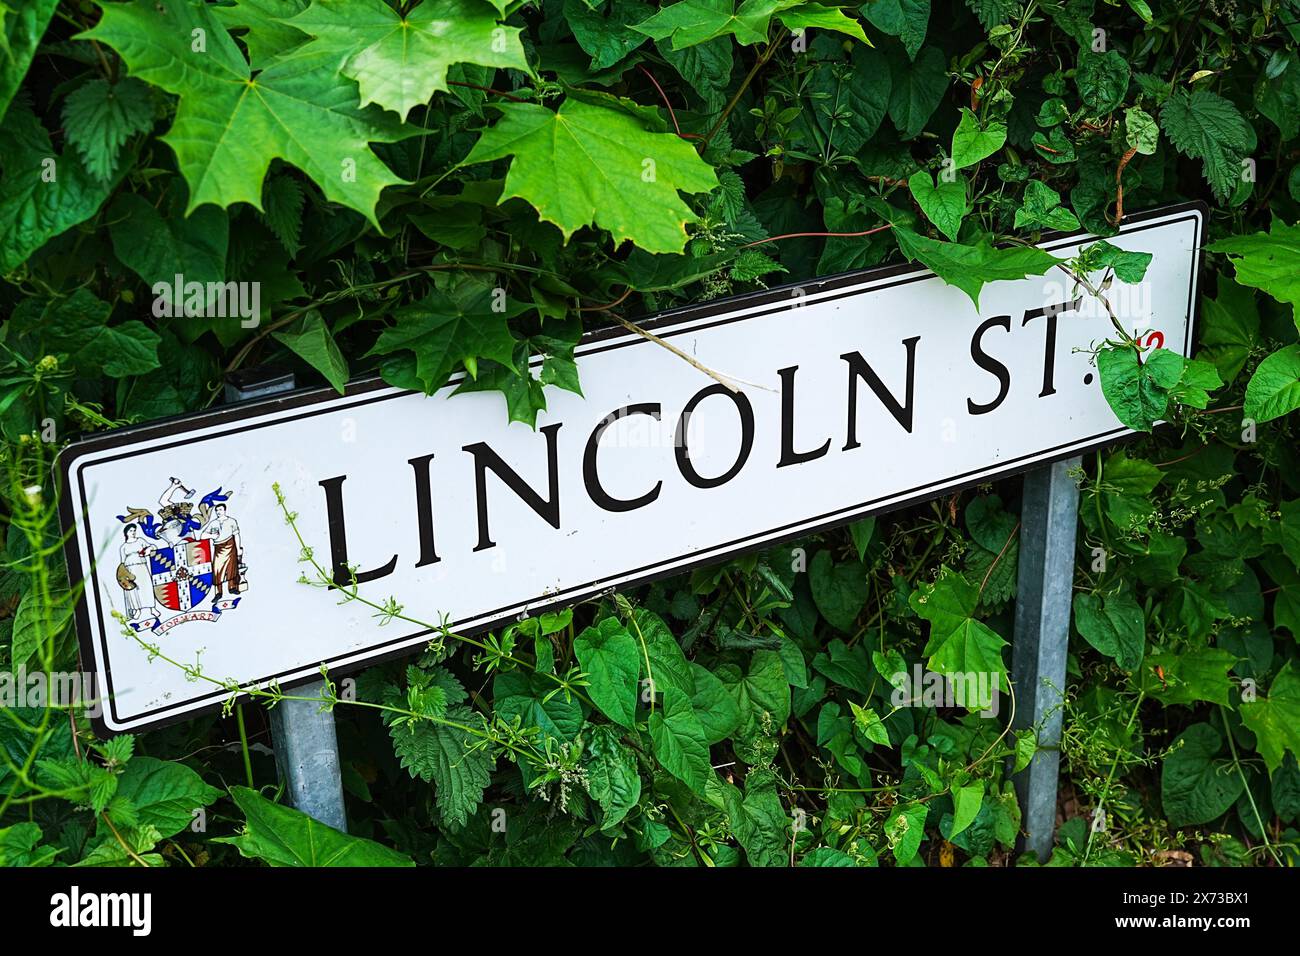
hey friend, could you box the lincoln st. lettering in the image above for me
[320,301,1076,586]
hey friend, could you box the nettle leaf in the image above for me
[273,310,349,393]
[61,77,155,182]
[0,99,118,272]
[892,227,1064,308]
[369,283,522,394]
[81,0,413,228]
[1158,89,1254,201]
[574,616,641,729]
[390,705,495,829]
[1014,180,1079,232]
[633,0,867,50]
[0,0,57,123]
[1072,589,1144,670]
[287,0,529,121]
[1208,220,1300,320]
[950,108,1005,169]
[1160,723,1244,826]
[219,786,414,865]
[1244,345,1300,424]
[648,687,712,795]
[1240,661,1300,774]
[907,169,967,241]
[908,567,1008,697]
[465,98,718,253]
[1074,48,1129,115]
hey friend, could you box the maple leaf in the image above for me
[368,281,523,394]
[632,0,866,49]
[80,0,412,227]
[464,97,718,253]
[285,0,530,121]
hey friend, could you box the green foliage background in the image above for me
[2,0,1300,867]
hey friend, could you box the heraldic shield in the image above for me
[115,477,247,634]
[150,539,213,612]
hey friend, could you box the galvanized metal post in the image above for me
[225,370,348,832]
[1010,455,1081,862]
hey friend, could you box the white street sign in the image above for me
[60,204,1204,732]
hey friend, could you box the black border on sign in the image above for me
[58,202,1207,734]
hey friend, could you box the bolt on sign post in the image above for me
[59,204,1204,842]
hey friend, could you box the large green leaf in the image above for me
[1244,345,1300,424]
[1239,662,1300,773]
[632,0,866,49]
[717,648,791,740]
[1160,723,1244,826]
[574,616,641,729]
[1208,220,1300,320]
[81,0,412,227]
[584,724,641,828]
[464,98,718,253]
[1073,590,1144,670]
[1096,345,1183,432]
[273,310,350,393]
[369,283,521,394]
[907,169,967,241]
[114,756,222,838]
[0,0,58,123]
[648,687,712,795]
[892,227,1064,309]
[1197,277,1260,384]
[808,549,868,632]
[218,786,415,865]
[950,108,1005,169]
[909,568,1008,697]
[886,43,946,138]
[287,0,529,120]
[0,99,117,272]
[861,0,929,58]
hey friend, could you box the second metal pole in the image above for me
[1010,455,1081,862]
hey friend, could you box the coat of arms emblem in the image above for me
[114,478,248,634]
